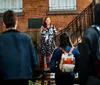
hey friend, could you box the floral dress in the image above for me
[40,26,57,55]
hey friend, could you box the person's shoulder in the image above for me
[53,47,62,54]
[73,47,79,54]
[83,25,98,39]
[19,32,29,36]
[85,25,97,35]
[66,46,79,55]
[19,33,31,40]
[54,47,61,52]
[66,46,71,51]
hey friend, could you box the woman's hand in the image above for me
[42,27,47,32]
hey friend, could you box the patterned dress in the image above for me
[40,26,57,55]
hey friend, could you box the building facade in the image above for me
[0,0,92,45]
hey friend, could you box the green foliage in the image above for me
[28,80,42,85]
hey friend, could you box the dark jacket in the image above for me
[79,25,99,85]
[0,29,38,80]
[50,46,79,74]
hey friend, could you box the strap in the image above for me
[59,47,74,54]
[69,46,74,54]
[59,47,67,53]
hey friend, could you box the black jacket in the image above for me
[79,25,99,85]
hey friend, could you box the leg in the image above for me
[46,53,52,68]
[40,54,46,68]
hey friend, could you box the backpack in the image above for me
[91,25,100,78]
[59,47,75,72]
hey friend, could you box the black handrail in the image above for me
[60,2,94,46]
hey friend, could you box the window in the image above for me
[49,0,76,11]
[28,18,43,28]
[0,0,23,13]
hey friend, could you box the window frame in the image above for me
[49,0,76,11]
[48,0,78,15]
[0,0,24,16]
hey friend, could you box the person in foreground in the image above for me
[79,2,100,85]
[0,10,38,85]
[50,32,79,85]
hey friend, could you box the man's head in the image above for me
[3,10,17,29]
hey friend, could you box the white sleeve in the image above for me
[53,26,57,33]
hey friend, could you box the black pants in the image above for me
[0,79,28,85]
[55,72,74,85]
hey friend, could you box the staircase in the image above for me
[58,2,94,46]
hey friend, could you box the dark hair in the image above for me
[94,2,100,25]
[3,10,16,28]
[43,17,51,28]
[59,32,72,48]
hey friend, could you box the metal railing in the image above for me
[60,2,94,46]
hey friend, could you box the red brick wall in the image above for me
[0,0,92,32]
[0,0,92,45]
[17,0,92,32]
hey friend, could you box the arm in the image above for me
[40,26,47,33]
[53,26,57,34]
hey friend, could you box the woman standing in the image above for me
[40,17,57,69]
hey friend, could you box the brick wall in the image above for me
[0,0,92,31]
[17,0,92,32]
[0,0,92,46]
